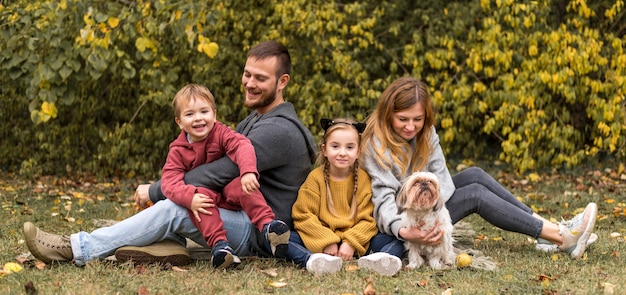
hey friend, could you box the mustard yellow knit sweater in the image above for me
[292,166,378,256]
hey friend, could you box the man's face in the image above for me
[241,56,279,112]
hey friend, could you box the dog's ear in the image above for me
[396,184,407,214]
[433,195,444,212]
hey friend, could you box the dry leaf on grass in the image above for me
[266,279,287,288]
[363,277,376,295]
[345,264,359,272]
[260,268,278,277]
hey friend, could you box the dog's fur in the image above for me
[397,171,455,270]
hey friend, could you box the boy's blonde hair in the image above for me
[172,84,216,118]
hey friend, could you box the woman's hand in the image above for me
[398,220,443,246]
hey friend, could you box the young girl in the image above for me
[361,77,597,260]
[286,118,404,276]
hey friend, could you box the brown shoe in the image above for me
[115,240,191,266]
[23,222,73,263]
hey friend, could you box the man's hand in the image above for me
[134,184,152,209]
[240,172,260,194]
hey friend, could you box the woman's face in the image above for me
[391,102,425,141]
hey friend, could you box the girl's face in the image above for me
[322,128,360,175]
[391,102,425,141]
[175,96,216,143]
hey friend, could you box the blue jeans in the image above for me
[285,231,405,268]
[69,199,254,266]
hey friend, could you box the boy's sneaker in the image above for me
[263,220,290,258]
[211,240,240,269]
[306,253,342,276]
[358,252,402,276]
[558,202,597,258]
[23,222,73,263]
[115,240,191,266]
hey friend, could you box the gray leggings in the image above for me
[446,167,543,239]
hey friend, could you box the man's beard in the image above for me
[244,84,277,109]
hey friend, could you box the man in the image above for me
[23,40,317,266]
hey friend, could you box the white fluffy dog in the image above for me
[396,171,455,270]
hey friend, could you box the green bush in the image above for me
[1,0,624,178]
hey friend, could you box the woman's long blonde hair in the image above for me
[362,77,435,176]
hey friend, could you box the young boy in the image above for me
[161,83,289,269]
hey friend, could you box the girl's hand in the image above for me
[337,243,355,261]
[322,243,339,257]
[240,173,260,194]
[190,193,215,222]
[399,220,443,246]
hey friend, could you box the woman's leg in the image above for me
[446,168,543,238]
[452,167,532,212]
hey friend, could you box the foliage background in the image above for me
[1,0,625,178]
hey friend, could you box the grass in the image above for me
[1,164,625,295]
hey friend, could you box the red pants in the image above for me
[190,176,275,247]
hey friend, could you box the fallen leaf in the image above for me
[267,280,287,288]
[260,268,278,277]
[417,278,428,287]
[363,277,376,295]
[138,285,149,295]
[602,282,616,295]
[345,264,359,272]
[35,261,46,270]
[3,262,23,274]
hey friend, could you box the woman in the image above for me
[361,77,597,259]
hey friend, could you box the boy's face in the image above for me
[175,96,216,143]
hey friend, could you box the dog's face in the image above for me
[397,171,442,214]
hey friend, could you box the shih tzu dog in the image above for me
[396,171,455,270]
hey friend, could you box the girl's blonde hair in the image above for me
[317,118,365,221]
[362,77,435,176]
[172,84,216,118]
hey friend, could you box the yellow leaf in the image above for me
[3,262,23,274]
[551,254,558,261]
[345,264,359,271]
[41,101,58,118]
[267,280,287,288]
[528,173,540,182]
[203,42,219,58]
[108,17,120,28]
[135,37,154,52]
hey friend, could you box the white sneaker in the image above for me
[558,202,597,258]
[306,253,342,276]
[536,233,598,253]
[358,252,402,276]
